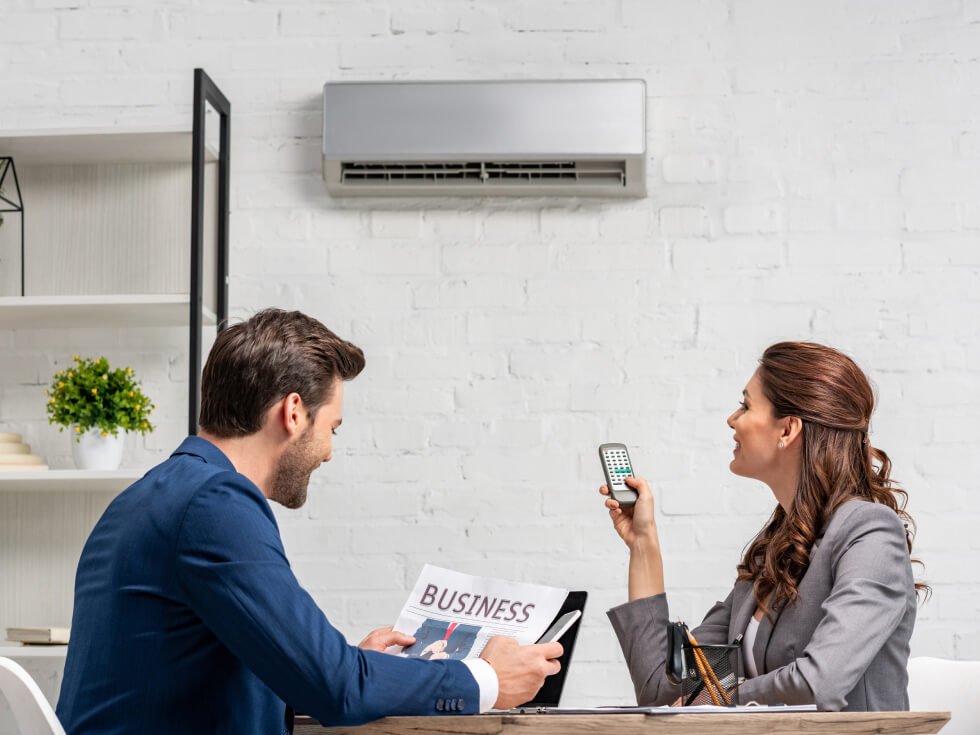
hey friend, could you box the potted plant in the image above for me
[46,355,155,470]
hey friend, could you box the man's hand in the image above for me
[358,626,415,653]
[480,636,563,709]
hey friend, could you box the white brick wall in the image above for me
[1,1,979,724]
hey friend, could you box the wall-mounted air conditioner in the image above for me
[322,80,646,198]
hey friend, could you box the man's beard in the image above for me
[270,426,318,509]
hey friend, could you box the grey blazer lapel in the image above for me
[730,582,756,678]
[752,601,785,675]
[751,535,824,674]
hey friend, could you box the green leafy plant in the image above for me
[47,355,155,440]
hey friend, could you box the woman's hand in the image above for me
[600,475,659,551]
[601,476,666,600]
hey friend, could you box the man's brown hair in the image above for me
[199,308,365,437]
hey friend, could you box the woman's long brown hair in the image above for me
[735,342,928,612]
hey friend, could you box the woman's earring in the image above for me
[777,441,785,449]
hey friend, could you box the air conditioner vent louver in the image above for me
[340,161,627,187]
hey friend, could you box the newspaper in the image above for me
[388,564,568,661]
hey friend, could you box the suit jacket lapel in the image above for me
[729,582,756,678]
[752,600,785,675]
[752,533,826,672]
[744,532,826,675]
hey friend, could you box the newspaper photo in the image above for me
[388,564,568,661]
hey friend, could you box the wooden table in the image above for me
[296,711,949,735]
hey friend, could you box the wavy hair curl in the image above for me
[735,342,928,611]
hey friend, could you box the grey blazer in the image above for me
[607,499,916,711]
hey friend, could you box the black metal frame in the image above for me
[189,68,231,436]
[0,157,25,296]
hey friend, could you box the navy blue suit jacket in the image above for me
[57,437,478,734]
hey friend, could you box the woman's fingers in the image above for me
[623,475,649,494]
[624,476,654,506]
[601,483,636,547]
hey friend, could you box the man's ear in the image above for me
[280,392,306,438]
[780,416,803,448]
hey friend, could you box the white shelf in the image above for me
[0,469,146,493]
[0,125,219,165]
[0,295,217,328]
[0,645,67,659]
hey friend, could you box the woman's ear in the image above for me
[781,416,803,448]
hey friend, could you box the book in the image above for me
[5,627,70,645]
[0,453,47,472]
[0,432,47,470]
[0,454,43,465]
[0,442,30,455]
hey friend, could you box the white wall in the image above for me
[1,0,979,719]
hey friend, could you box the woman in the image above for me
[602,342,924,711]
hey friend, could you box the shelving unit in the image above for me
[0,70,231,660]
[0,295,217,328]
[0,646,67,659]
[0,470,146,493]
[0,126,218,166]
[0,68,230,436]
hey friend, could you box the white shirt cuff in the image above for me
[462,657,498,712]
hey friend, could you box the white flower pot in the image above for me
[71,428,125,471]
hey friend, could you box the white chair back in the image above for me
[0,658,65,735]
[908,656,980,735]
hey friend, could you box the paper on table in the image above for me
[514,704,818,714]
[673,704,818,713]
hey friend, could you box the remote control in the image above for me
[598,443,638,507]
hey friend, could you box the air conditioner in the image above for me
[322,80,646,198]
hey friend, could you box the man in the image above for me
[57,309,562,734]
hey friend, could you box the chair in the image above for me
[0,657,65,735]
[907,656,980,735]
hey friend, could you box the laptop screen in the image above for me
[518,590,588,708]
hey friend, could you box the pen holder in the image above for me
[680,644,740,707]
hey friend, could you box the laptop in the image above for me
[516,590,588,709]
